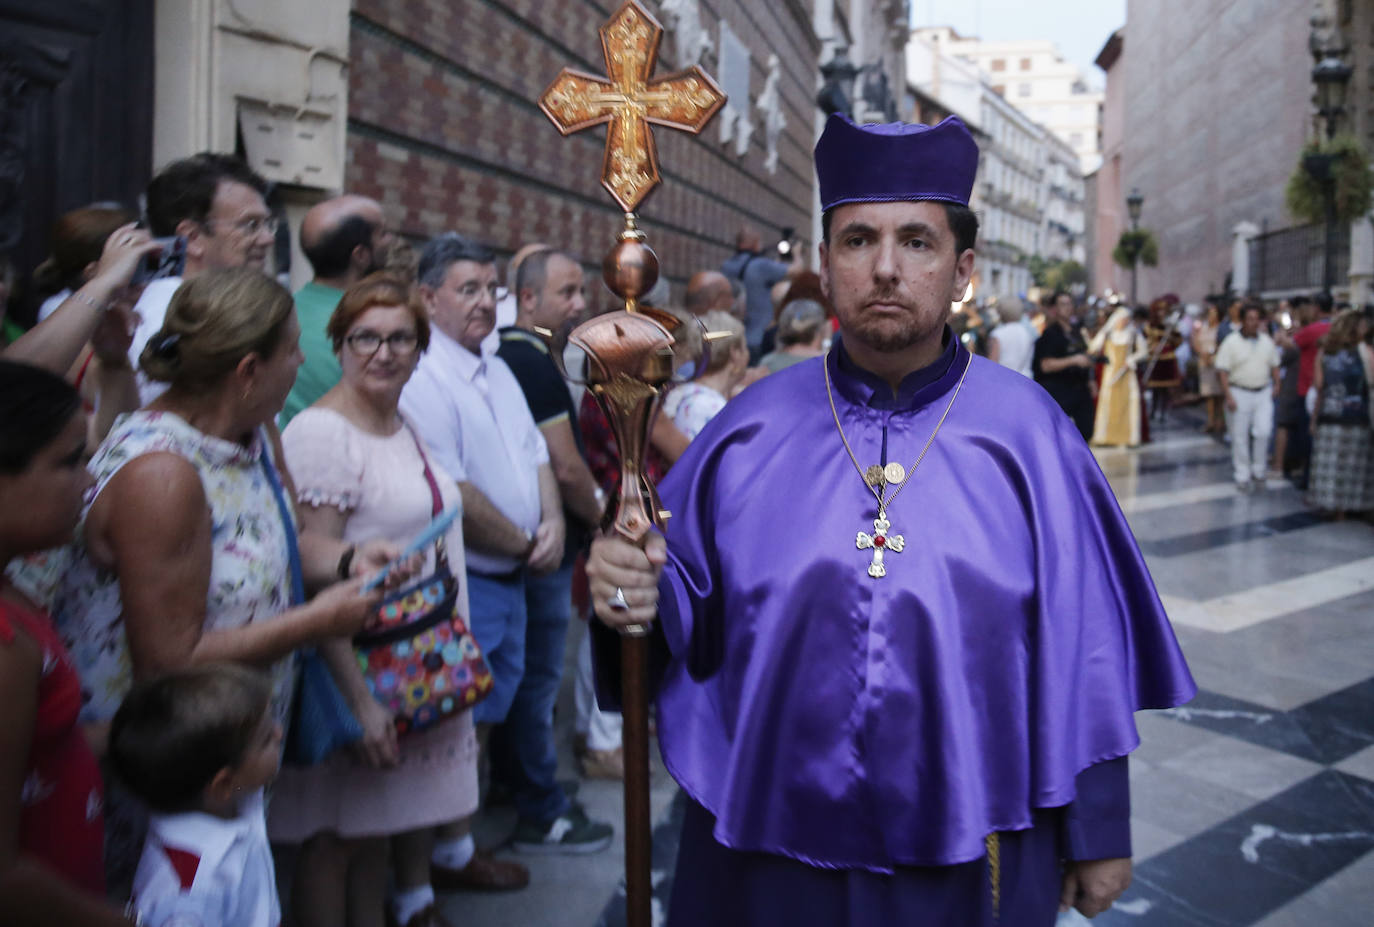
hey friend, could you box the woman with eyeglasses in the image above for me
[269,273,501,927]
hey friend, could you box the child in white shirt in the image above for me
[109,664,283,927]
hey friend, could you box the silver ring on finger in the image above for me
[607,586,630,612]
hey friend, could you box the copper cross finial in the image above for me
[539,1,726,212]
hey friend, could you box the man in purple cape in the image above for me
[588,114,1196,926]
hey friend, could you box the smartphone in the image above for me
[130,236,187,287]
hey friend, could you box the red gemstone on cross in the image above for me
[874,536,887,547]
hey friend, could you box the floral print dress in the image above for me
[50,410,297,725]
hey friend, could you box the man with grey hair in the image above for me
[397,232,565,896]
[759,299,829,372]
[401,233,608,864]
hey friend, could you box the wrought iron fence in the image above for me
[1248,222,1350,294]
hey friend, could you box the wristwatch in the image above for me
[337,545,356,580]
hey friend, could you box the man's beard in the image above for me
[844,289,948,353]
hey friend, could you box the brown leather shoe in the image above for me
[430,851,530,893]
[580,746,624,780]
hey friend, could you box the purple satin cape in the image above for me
[651,333,1196,873]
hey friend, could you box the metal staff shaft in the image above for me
[571,226,681,927]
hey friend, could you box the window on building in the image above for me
[1019,57,1032,71]
[991,58,1006,72]
[1018,83,1031,97]
[992,84,1006,97]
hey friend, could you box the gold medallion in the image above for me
[864,464,886,488]
[884,462,906,484]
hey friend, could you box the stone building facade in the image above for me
[907,32,1089,307]
[912,27,1104,175]
[1093,0,1314,304]
[1042,129,1087,266]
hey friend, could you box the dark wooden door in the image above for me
[0,0,154,323]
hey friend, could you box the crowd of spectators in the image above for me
[974,289,1374,518]
[2,143,1369,927]
[0,145,845,927]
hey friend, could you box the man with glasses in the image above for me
[127,152,277,403]
[400,233,576,891]
[280,195,396,426]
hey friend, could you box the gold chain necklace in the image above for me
[823,349,972,578]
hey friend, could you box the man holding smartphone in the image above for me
[126,153,277,403]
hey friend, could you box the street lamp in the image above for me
[1125,188,1144,304]
[817,46,859,118]
[1313,53,1353,140]
[1309,50,1353,294]
[1126,189,1144,226]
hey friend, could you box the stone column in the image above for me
[1348,216,1373,305]
[1231,221,1260,295]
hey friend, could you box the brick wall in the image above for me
[345,0,819,309]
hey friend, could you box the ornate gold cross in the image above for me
[538,2,726,212]
[856,512,905,579]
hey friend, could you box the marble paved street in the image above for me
[442,417,1374,927]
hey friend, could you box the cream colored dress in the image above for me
[1091,323,1147,448]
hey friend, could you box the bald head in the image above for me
[506,242,552,292]
[686,270,735,316]
[300,195,391,285]
[735,227,762,254]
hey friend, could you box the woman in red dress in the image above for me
[0,360,132,924]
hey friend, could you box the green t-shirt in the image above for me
[2,317,25,346]
[279,281,344,428]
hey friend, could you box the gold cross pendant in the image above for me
[538,2,726,212]
[856,512,905,578]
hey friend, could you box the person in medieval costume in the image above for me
[1142,295,1184,422]
[1090,307,1150,448]
[586,114,1196,927]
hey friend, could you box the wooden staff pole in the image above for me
[537,5,725,924]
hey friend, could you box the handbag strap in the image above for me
[260,439,306,607]
[402,422,450,570]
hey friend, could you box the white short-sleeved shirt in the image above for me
[990,322,1036,378]
[132,789,280,927]
[664,382,728,441]
[128,276,184,405]
[399,326,549,574]
[1214,331,1279,390]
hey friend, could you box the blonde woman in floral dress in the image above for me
[37,269,388,892]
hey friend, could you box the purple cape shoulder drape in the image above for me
[607,331,1195,874]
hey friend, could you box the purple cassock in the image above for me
[604,329,1197,925]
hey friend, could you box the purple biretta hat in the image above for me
[814,114,979,211]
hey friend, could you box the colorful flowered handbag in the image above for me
[352,428,493,734]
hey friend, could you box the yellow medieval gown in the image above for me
[1091,332,1146,447]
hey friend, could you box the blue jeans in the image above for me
[494,564,574,825]
[466,572,528,725]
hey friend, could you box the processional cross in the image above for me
[539,2,726,212]
[538,7,725,927]
[856,512,905,579]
